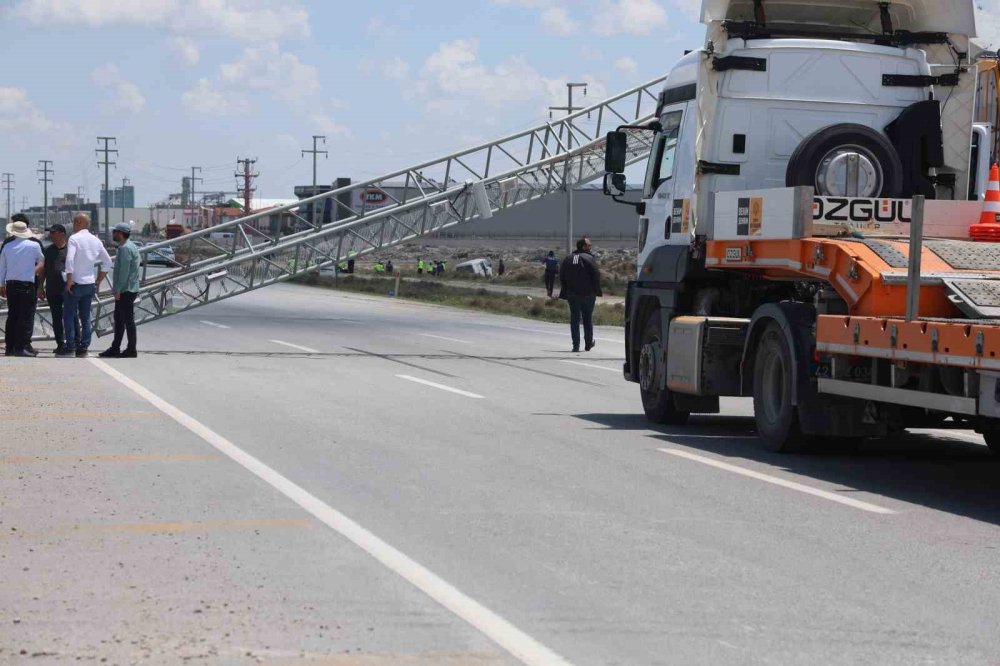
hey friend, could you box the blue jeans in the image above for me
[567,295,596,350]
[64,283,96,350]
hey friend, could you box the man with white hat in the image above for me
[0,218,44,357]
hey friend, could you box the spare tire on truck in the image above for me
[785,123,904,198]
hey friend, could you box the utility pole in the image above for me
[189,166,203,228]
[97,137,118,240]
[235,157,258,217]
[301,135,327,226]
[37,160,53,230]
[2,173,13,236]
[549,81,588,254]
[77,185,85,204]
[121,176,130,225]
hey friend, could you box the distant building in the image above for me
[100,185,135,208]
[52,192,85,207]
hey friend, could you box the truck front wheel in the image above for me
[638,315,689,425]
[752,323,806,452]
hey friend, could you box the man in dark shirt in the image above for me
[1,213,44,354]
[38,224,73,355]
[558,236,603,352]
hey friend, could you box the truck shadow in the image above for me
[575,413,1000,526]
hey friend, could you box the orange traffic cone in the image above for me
[971,163,1000,242]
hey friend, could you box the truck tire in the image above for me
[785,124,903,198]
[752,322,806,452]
[639,315,690,425]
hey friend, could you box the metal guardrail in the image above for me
[3,74,667,341]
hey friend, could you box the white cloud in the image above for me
[366,14,400,38]
[181,77,241,116]
[307,113,351,139]
[91,63,146,113]
[614,55,639,79]
[382,57,411,80]
[413,39,564,110]
[13,0,175,25]
[540,6,579,35]
[0,87,55,134]
[169,36,201,66]
[592,0,668,36]
[12,0,310,42]
[218,42,320,107]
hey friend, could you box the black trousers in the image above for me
[111,292,138,351]
[4,281,37,353]
[545,271,557,295]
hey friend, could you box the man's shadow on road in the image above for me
[573,412,1000,527]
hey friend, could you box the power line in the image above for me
[235,157,258,215]
[97,137,118,241]
[302,135,327,226]
[37,160,53,229]
[2,173,14,227]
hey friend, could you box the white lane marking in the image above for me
[561,360,620,373]
[922,429,986,445]
[270,340,321,353]
[200,320,231,329]
[658,448,896,515]
[489,323,623,345]
[396,374,485,399]
[89,359,569,666]
[420,333,472,345]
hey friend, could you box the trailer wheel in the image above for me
[786,124,903,198]
[638,315,690,425]
[752,322,806,452]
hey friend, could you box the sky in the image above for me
[0,0,998,209]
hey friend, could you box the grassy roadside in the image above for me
[300,274,625,326]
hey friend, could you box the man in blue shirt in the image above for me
[0,220,45,357]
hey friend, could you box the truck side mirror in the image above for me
[603,173,626,197]
[604,131,628,174]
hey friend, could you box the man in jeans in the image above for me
[59,214,111,358]
[38,224,74,355]
[0,220,44,357]
[558,236,603,353]
[100,223,140,358]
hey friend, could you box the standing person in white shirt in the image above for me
[58,214,111,358]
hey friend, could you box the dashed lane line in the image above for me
[560,360,621,373]
[658,448,897,515]
[396,374,485,399]
[270,340,321,353]
[200,320,231,329]
[420,333,473,344]
[89,358,570,666]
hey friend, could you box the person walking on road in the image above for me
[100,223,141,358]
[543,250,559,298]
[559,237,602,353]
[0,220,44,357]
[60,213,111,358]
[38,224,75,355]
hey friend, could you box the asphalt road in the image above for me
[3,282,1000,665]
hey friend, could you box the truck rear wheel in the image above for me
[785,123,903,198]
[639,315,690,425]
[752,323,806,452]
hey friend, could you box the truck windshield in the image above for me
[644,111,683,198]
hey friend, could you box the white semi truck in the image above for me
[603,0,1000,451]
